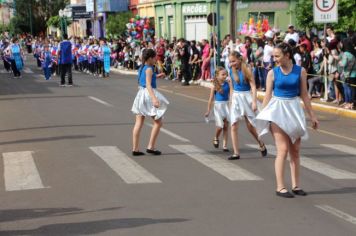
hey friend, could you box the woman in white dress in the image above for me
[228,51,267,160]
[131,49,168,156]
[256,43,319,198]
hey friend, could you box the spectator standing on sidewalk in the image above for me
[57,34,73,87]
[177,38,191,86]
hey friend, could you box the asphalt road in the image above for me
[0,57,355,236]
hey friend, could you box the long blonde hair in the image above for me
[229,51,252,84]
[213,66,226,94]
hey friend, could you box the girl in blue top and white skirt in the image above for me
[205,66,230,152]
[131,49,169,156]
[228,51,267,160]
[256,43,319,198]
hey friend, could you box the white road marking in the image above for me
[247,144,356,179]
[88,96,113,107]
[320,144,356,157]
[89,146,161,184]
[23,67,34,74]
[3,151,45,191]
[170,144,263,181]
[145,123,190,142]
[316,205,356,225]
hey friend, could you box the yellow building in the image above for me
[137,0,155,18]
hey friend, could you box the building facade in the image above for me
[236,0,297,32]
[137,0,155,19]
[154,0,231,42]
[0,0,14,26]
[129,0,139,15]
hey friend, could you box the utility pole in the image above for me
[29,0,33,35]
[93,0,96,37]
[216,0,221,66]
[231,0,236,40]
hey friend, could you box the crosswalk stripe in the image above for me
[247,144,356,179]
[2,151,45,191]
[145,123,190,143]
[320,144,356,157]
[170,144,263,181]
[89,146,161,184]
[23,67,34,74]
[316,205,356,225]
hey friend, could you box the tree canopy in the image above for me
[10,0,69,35]
[106,11,133,38]
[295,0,356,32]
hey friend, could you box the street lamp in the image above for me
[59,9,67,37]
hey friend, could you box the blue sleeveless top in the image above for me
[215,81,230,101]
[230,68,250,91]
[138,65,157,88]
[273,65,301,98]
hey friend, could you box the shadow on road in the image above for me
[0,135,95,145]
[308,187,356,195]
[0,217,189,235]
[0,207,123,223]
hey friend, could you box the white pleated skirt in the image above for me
[230,91,258,127]
[214,101,230,128]
[131,87,169,120]
[256,96,308,143]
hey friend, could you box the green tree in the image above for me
[46,15,72,29]
[10,0,69,35]
[106,11,133,38]
[296,0,356,32]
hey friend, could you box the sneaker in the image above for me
[59,84,65,87]
[189,80,194,84]
[181,79,186,83]
[66,84,73,87]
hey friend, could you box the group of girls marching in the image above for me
[33,38,112,81]
[1,37,24,78]
[205,51,267,160]
[131,43,319,198]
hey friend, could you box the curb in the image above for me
[111,68,138,76]
[199,81,356,119]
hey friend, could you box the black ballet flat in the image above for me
[292,187,307,196]
[213,138,219,148]
[223,147,230,152]
[276,188,294,198]
[260,143,268,157]
[228,154,240,160]
[132,151,145,156]
[146,149,162,155]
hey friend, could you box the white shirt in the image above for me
[294,53,302,66]
[284,32,299,44]
[263,44,274,63]
[235,43,244,54]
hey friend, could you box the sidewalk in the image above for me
[111,68,356,119]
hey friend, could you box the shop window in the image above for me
[248,12,274,27]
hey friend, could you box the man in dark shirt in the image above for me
[177,38,191,86]
[57,34,73,87]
